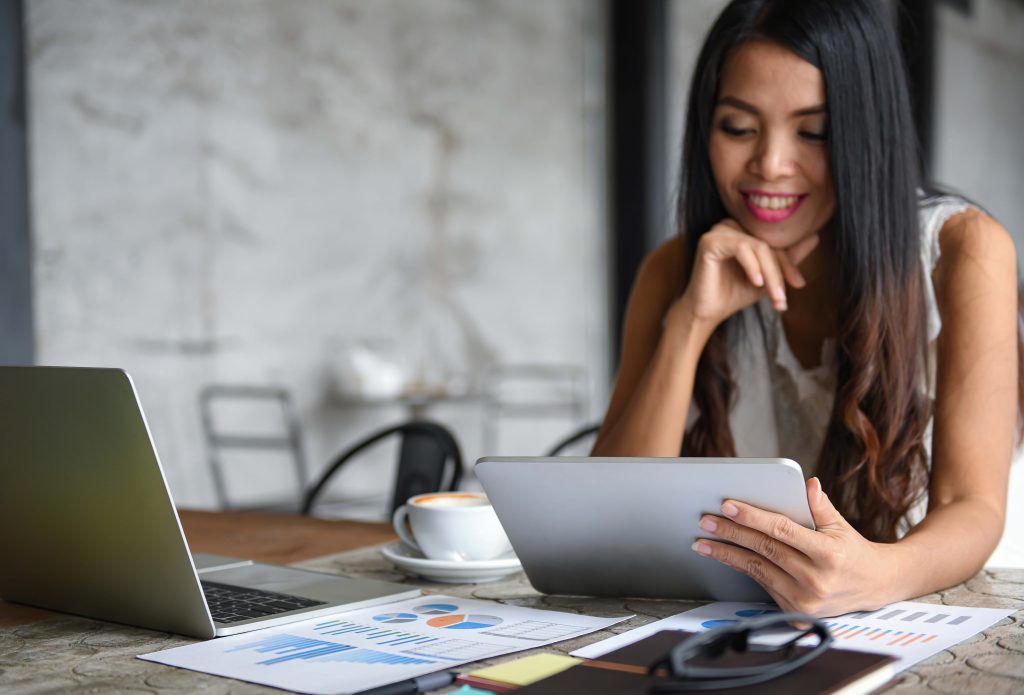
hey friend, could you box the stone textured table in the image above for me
[1,545,1021,694]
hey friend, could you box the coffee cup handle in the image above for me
[391,506,422,552]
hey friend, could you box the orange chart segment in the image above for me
[427,615,464,628]
[425,614,504,630]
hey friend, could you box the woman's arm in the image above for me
[591,237,710,456]
[884,208,1017,595]
[691,209,1018,615]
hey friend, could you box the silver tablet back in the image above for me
[476,456,814,601]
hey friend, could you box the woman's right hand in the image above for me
[669,219,820,331]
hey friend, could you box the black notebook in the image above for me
[515,630,897,695]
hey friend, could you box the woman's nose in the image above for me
[748,133,798,181]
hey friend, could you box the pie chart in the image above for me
[701,608,779,629]
[425,613,503,630]
[412,602,504,629]
[372,612,419,624]
[415,603,460,616]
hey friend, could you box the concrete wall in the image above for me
[27,0,608,511]
[933,0,1024,250]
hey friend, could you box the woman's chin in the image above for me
[745,224,807,249]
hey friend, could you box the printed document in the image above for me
[139,595,628,695]
[572,600,1013,671]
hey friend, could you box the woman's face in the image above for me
[708,40,835,250]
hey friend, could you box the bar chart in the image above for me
[226,633,437,667]
[847,606,972,626]
[314,619,442,647]
[311,619,515,661]
[825,621,937,648]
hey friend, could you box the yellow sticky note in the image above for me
[469,653,582,686]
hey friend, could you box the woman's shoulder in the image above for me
[636,235,686,296]
[937,207,1015,269]
[933,207,1017,301]
[622,236,689,330]
[644,234,685,270]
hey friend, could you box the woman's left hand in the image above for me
[691,477,892,616]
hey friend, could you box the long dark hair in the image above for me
[677,0,929,542]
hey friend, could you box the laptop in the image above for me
[0,366,419,638]
[476,456,815,601]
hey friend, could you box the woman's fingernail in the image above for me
[772,287,786,302]
[691,541,712,556]
[721,502,739,517]
[699,516,717,533]
[754,273,764,287]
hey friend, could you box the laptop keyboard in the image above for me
[202,581,328,624]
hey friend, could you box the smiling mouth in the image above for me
[741,192,807,222]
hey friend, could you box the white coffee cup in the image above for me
[391,492,513,562]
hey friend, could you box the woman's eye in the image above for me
[719,122,753,137]
[799,130,827,142]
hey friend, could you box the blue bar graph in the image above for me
[313,620,440,647]
[227,633,437,666]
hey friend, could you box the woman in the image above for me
[592,0,1018,616]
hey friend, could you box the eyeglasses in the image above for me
[647,612,833,691]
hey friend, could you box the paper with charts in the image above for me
[572,600,1013,671]
[139,596,629,695]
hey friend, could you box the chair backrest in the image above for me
[199,384,308,510]
[301,420,463,517]
[480,363,589,454]
[545,423,601,456]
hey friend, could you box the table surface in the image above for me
[1,511,1022,694]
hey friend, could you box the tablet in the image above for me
[475,457,814,601]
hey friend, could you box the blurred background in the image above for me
[2,0,1022,521]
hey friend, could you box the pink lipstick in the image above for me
[741,191,807,223]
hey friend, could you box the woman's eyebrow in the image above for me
[716,96,827,117]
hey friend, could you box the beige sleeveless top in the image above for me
[725,194,975,477]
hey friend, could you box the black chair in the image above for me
[302,421,463,517]
[545,422,601,456]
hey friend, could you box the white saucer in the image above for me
[380,542,522,584]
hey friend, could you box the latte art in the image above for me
[415,493,489,508]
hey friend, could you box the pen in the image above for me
[353,670,456,695]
